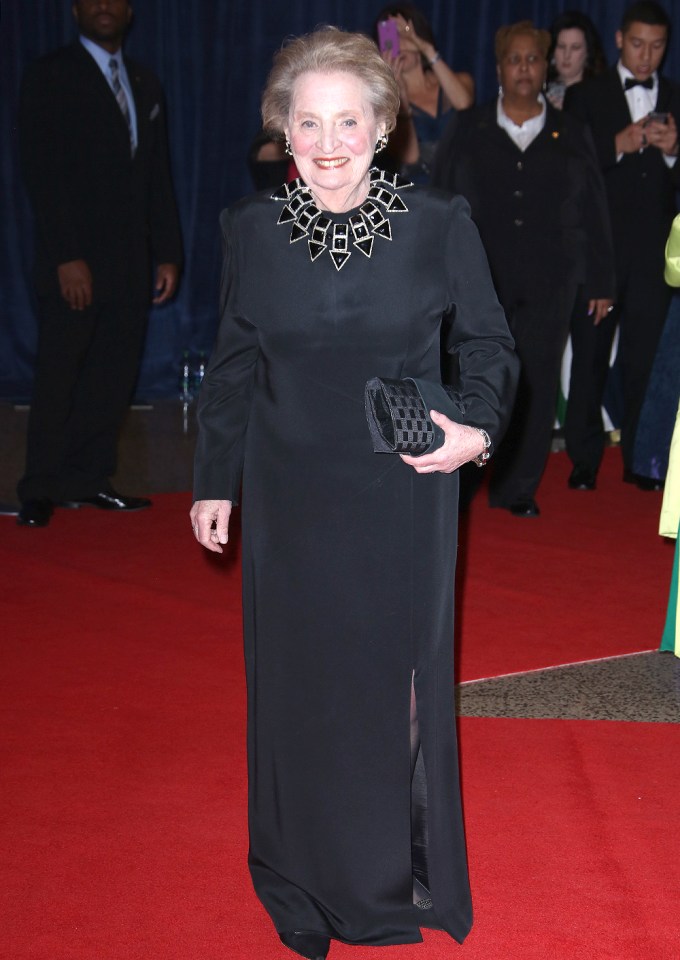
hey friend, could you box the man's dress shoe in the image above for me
[508,498,540,517]
[59,491,152,511]
[568,465,597,490]
[17,498,53,527]
[622,468,663,492]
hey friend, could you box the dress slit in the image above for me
[410,674,434,914]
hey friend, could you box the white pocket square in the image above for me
[149,103,160,120]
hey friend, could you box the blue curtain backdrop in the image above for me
[2,0,679,400]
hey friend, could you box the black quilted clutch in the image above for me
[364,377,463,455]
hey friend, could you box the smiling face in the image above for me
[72,0,132,52]
[553,27,588,85]
[285,71,385,213]
[498,34,547,102]
[616,21,667,82]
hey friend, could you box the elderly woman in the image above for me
[191,27,517,960]
[433,20,615,516]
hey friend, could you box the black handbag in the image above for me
[364,377,464,456]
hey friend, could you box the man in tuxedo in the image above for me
[17,0,182,527]
[563,1,680,492]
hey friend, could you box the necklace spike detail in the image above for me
[271,168,412,271]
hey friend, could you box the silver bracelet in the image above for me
[429,52,441,66]
[472,428,491,467]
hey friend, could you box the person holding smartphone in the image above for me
[545,10,607,110]
[562,1,680,493]
[373,4,474,182]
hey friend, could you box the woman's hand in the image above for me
[190,499,232,553]
[400,411,487,474]
[395,15,435,62]
[394,15,475,110]
[588,298,615,326]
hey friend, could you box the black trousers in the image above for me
[17,293,148,502]
[487,280,577,507]
[565,240,671,474]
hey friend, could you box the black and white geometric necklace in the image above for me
[271,167,413,271]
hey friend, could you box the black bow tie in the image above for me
[624,76,654,90]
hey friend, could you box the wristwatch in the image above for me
[472,428,491,467]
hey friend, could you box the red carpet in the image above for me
[2,448,672,683]
[2,448,677,959]
[457,447,673,679]
[4,699,679,960]
[332,719,680,960]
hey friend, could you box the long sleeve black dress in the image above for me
[194,170,518,953]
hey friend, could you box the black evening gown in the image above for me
[194,171,517,951]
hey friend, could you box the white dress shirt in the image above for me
[497,93,546,152]
[618,59,658,122]
[80,35,138,150]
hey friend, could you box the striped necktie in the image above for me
[109,57,135,155]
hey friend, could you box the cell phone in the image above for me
[546,80,566,106]
[645,111,669,125]
[377,19,400,57]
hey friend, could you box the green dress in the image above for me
[660,218,680,656]
[659,400,680,657]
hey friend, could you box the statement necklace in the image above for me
[271,168,413,272]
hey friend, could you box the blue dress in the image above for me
[402,88,452,184]
[633,293,680,479]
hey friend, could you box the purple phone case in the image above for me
[378,20,400,56]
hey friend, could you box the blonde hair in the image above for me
[495,20,551,63]
[261,27,400,137]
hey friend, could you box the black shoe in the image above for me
[508,498,540,517]
[17,498,54,527]
[279,931,330,960]
[568,465,597,490]
[58,491,152,511]
[622,469,663,492]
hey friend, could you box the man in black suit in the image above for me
[563,1,680,492]
[17,0,182,527]
[432,21,614,516]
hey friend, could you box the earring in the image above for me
[284,137,292,157]
[375,133,388,153]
